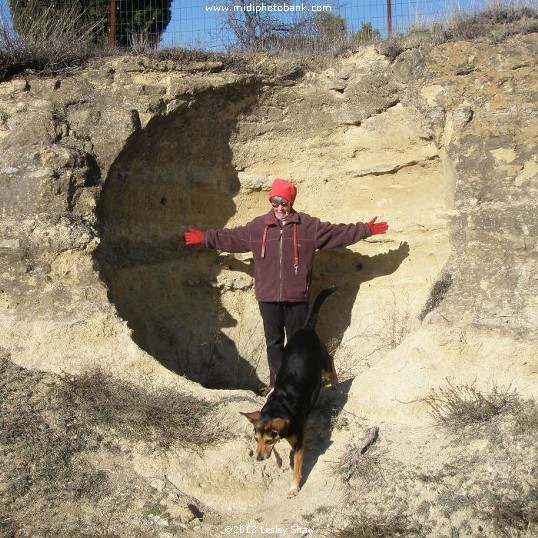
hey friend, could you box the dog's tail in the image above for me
[303,286,338,331]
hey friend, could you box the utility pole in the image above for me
[108,0,116,47]
[387,0,392,38]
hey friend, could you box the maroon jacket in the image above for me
[203,210,372,303]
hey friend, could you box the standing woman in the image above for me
[184,178,388,387]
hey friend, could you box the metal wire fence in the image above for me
[0,0,531,52]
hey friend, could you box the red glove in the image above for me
[184,227,204,245]
[368,217,388,235]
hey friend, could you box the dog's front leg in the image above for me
[288,445,304,497]
[287,436,304,497]
[272,446,282,468]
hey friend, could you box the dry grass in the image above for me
[377,3,538,61]
[58,367,216,452]
[153,46,227,64]
[442,2,538,42]
[487,487,538,534]
[327,380,538,536]
[420,384,538,534]
[0,358,109,535]
[515,400,538,433]
[0,3,102,79]
[334,515,422,538]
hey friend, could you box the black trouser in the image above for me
[258,301,309,387]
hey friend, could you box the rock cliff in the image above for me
[0,33,536,536]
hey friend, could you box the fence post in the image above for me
[108,0,116,47]
[386,0,392,38]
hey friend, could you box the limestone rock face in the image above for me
[1,38,536,396]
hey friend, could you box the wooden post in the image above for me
[387,0,392,38]
[108,0,116,47]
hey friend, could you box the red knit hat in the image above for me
[268,178,297,205]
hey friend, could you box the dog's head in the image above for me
[241,411,290,460]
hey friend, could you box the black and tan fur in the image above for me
[242,286,338,497]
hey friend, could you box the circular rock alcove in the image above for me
[95,67,445,392]
[96,81,266,391]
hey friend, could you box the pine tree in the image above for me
[8,0,172,48]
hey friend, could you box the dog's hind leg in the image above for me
[327,354,339,389]
[321,344,339,389]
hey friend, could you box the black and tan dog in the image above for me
[241,286,338,497]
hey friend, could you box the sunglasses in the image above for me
[270,197,290,208]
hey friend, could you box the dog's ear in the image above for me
[240,411,261,424]
[271,418,290,438]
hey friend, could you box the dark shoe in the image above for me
[257,385,273,397]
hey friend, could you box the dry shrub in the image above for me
[330,428,383,488]
[422,379,522,429]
